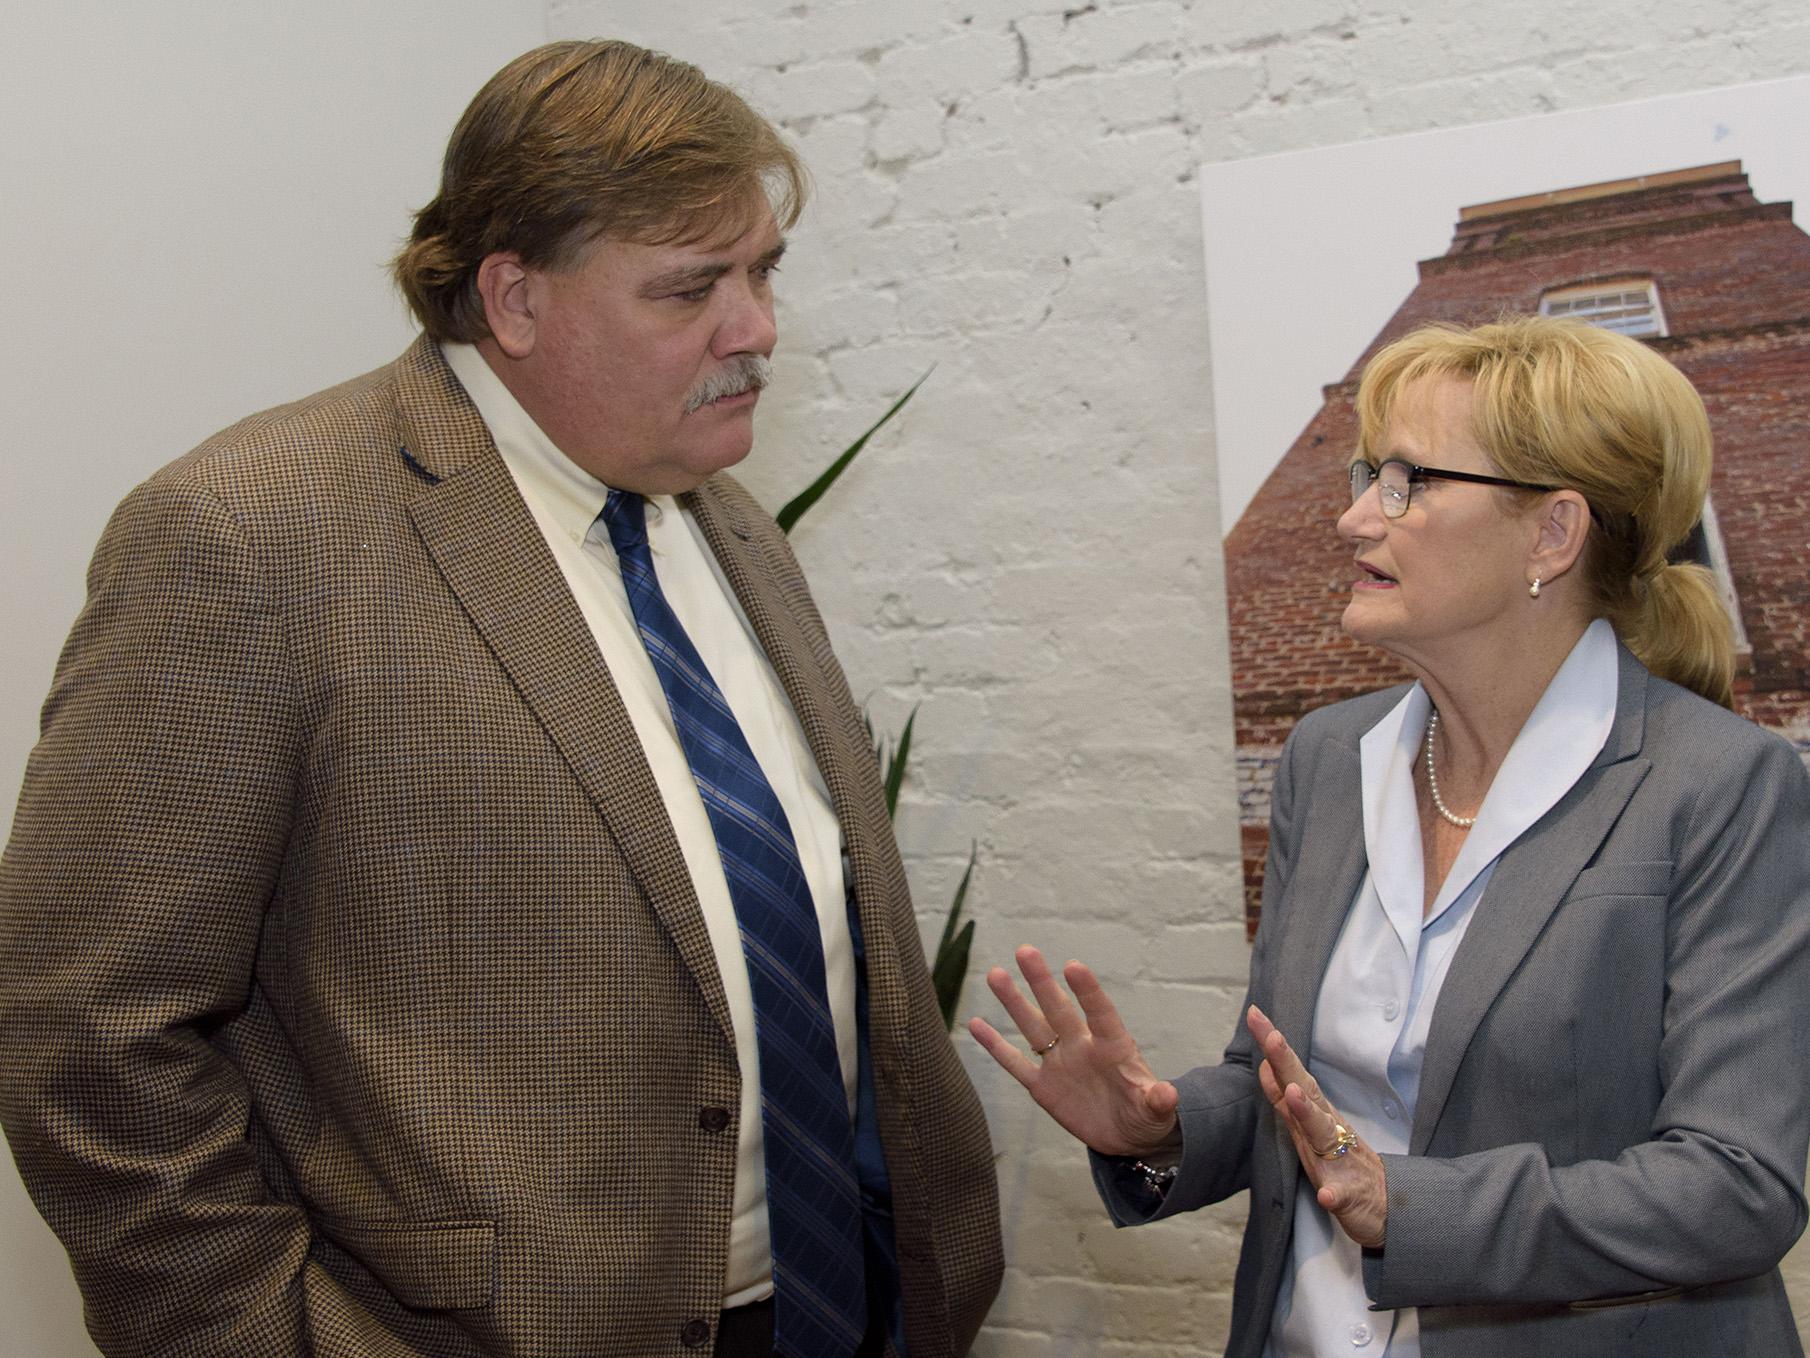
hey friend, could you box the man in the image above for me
[0,40,1001,1358]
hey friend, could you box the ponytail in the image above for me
[1615,563,1735,709]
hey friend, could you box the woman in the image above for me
[972,316,1810,1356]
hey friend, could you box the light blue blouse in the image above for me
[1266,619,1620,1357]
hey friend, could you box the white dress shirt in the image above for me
[1266,619,1620,1357]
[441,342,855,1308]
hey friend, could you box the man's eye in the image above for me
[673,284,713,303]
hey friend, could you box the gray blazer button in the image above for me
[680,1318,712,1348]
[698,1105,730,1133]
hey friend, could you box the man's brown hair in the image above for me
[394,40,807,342]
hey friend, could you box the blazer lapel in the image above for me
[394,340,736,1048]
[1410,647,1653,1154]
[1266,735,1369,1188]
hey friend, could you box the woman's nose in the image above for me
[1337,483,1385,542]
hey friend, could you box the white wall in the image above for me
[0,4,544,1351]
[543,2,1810,1354]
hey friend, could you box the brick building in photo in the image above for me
[1225,160,1810,934]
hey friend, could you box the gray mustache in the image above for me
[684,355,771,414]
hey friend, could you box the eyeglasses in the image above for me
[1347,458,1559,520]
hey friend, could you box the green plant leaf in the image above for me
[883,706,917,822]
[776,369,931,535]
[932,844,978,1031]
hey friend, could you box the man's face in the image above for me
[504,212,784,494]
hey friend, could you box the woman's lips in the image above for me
[1353,561,1397,589]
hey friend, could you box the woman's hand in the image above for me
[1248,1004,1388,1248]
[967,945,1180,1158]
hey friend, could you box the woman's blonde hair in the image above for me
[1354,316,1735,707]
[394,40,807,343]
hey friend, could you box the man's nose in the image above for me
[714,280,777,358]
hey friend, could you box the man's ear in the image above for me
[1529,489,1592,588]
[476,252,536,359]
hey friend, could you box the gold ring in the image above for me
[1033,1034,1060,1055]
[1315,1123,1358,1159]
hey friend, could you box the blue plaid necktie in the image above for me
[602,490,868,1358]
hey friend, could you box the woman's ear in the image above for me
[1528,489,1592,589]
[476,252,536,359]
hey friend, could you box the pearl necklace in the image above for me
[1423,709,1476,829]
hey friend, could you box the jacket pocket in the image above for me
[1567,859,1674,901]
[317,1216,496,1311]
[1568,1284,1689,1310]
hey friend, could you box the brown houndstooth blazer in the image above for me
[0,337,1002,1357]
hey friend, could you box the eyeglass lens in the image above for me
[1348,461,1411,518]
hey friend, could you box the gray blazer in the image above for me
[1098,645,1810,1357]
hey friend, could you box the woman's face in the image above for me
[1337,374,1540,667]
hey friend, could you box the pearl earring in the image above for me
[1529,577,1542,599]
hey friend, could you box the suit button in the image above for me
[698,1106,730,1133]
[680,1318,712,1348]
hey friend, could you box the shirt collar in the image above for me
[1359,617,1621,932]
[440,340,673,540]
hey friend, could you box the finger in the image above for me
[1256,1056,1333,1168]
[966,1015,1043,1089]
[1014,945,1083,1037]
[1270,1097,1328,1180]
[1284,1082,1344,1155]
[1063,960,1134,1045]
[1249,1022,1294,1115]
[1254,1060,1312,1143]
[1264,1072,1315,1145]
[984,962,1028,1011]
[1245,1003,1275,1047]
[1256,1056,1285,1110]
[1248,1006,1321,1108]
[985,959,1055,1046]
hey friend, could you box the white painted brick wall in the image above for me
[548,2,1810,1351]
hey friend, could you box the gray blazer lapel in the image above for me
[1267,736,1369,1187]
[1410,648,1653,1154]
[1268,740,1369,1044]
[396,350,735,1049]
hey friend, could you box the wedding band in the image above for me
[1033,1034,1060,1056]
[1315,1123,1358,1159]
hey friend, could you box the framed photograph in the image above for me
[1202,77,1810,929]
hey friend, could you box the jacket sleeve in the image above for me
[1365,729,1810,1308]
[0,479,417,1357]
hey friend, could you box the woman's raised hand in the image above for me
[968,944,1180,1158]
[1247,1004,1388,1248]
